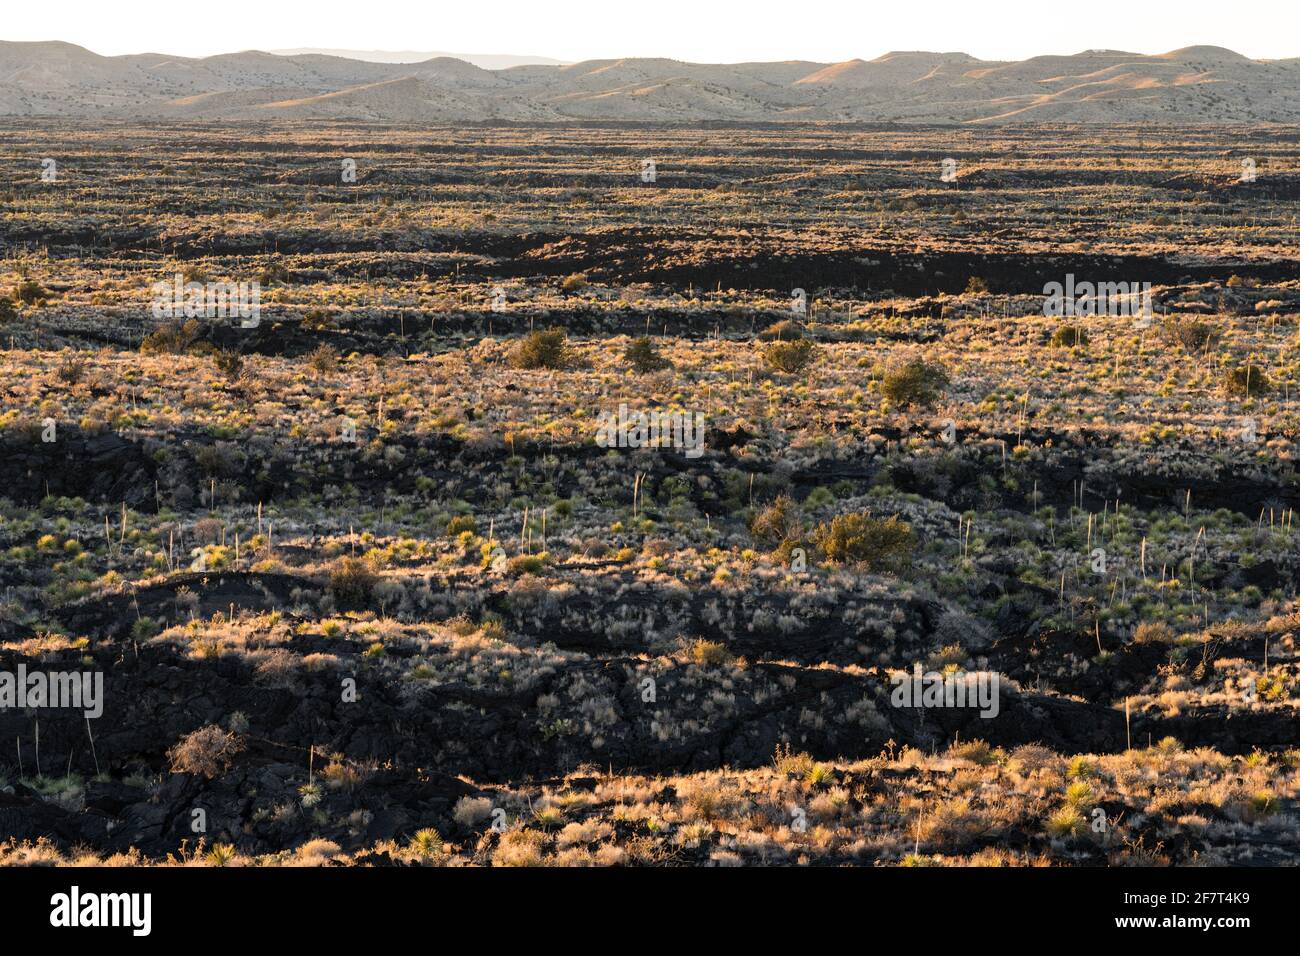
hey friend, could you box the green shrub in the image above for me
[812,512,915,571]
[1049,325,1088,348]
[507,554,545,576]
[328,556,377,604]
[750,494,803,550]
[761,338,816,374]
[141,320,203,355]
[758,319,805,341]
[510,329,569,370]
[0,296,15,322]
[624,336,672,373]
[1162,317,1216,351]
[445,515,477,536]
[1223,363,1271,397]
[690,639,732,667]
[880,358,949,408]
[14,279,47,306]
[560,273,588,292]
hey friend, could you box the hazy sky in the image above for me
[6,0,1299,62]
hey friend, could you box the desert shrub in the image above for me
[1246,791,1278,821]
[1049,324,1088,348]
[1223,363,1271,397]
[195,443,239,477]
[328,555,378,604]
[880,358,949,407]
[14,279,47,306]
[1010,744,1055,773]
[507,554,545,576]
[773,743,816,777]
[167,724,245,779]
[307,344,338,372]
[964,276,990,294]
[510,329,569,370]
[141,319,203,355]
[949,739,994,766]
[560,272,588,292]
[302,308,334,331]
[1133,621,1175,644]
[445,515,477,535]
[0,296,15,322]
[453,795,493,826]
[624,336,672,373]
[750,494,803,550]
[194,517,224,544]
[1162,317,1216,350]
[213,350,243,381]
[761,338,816,373]
[758,319,805,341]
[493,828,545,866]
[257,262,291,286]
[812,512,915,571]
[56,352,86,384]
[690,639,732,667]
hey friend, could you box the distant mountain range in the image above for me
[269,49,566,69]
[3,41,1298,123]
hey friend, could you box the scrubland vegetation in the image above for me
[0,121,1296,866]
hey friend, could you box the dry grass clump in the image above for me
[493,828,546,866]
[1133,621,1176,643]
[167,724,245,779]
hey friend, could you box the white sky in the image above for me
[4,0,1298,63]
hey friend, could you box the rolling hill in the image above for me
[1,41,1297,122]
